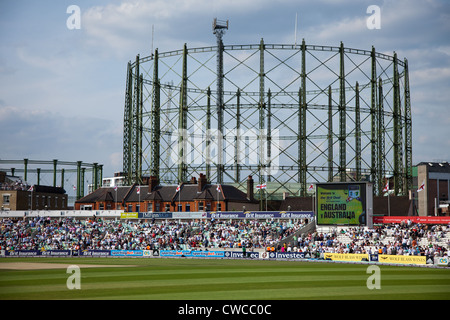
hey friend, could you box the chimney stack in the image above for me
[247,175,254,200]
[198,173,207,192]
[148,176,159,192]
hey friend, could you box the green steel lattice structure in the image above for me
[123,38,412,200]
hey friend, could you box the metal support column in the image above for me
[81,167,85,198]
[339,42,346,182]
[355,82,361,181]
[60,169,65,189]
[393,52,403,195]
[377,78,385,194]
[76,161,81,200]
[267,89,272,182]
[404,58,413,193]
[206,87,211,182]
[178,44,188,184]
[123,61,133,185]
[151,49,161,179]
[258,38,265,209]
[132,55,142,185]
[370,47,378,194]
[328,86,333,182]
[93,163,98,190]
[299,39,307,195]
[235,88,241,183]
[24,158,28,183]
[53,159,57,187]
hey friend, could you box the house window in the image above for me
[136,204,140,212]
[155,203,160,212]
[186,203,190,212]
[2,194,10,205]
[198,202,204,211]
[178,203,183,212]
[216,202,221,211]
[128,204,133,212]
[148,203,153,212]
[165,204,170,212]
[99,203,104,210]
[206,203,211,211]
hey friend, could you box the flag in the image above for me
[136,186,140,194]
[256,184,266,190]
[28,186,34,192]
[382,181,389,193]
[417,180,425,192]
[176,184,181,192]
[114,186,118,191]
[216,185,221,192]
[308,184,314,192]
[73,185,76,191]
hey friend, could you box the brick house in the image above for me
[75,174,259,212]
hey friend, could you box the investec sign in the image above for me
[269,252,307,259]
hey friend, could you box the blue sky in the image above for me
[1,0,449,183]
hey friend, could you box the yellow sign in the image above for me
[323,253,369,262]
[120,212,138,219]
[378,255,426,265]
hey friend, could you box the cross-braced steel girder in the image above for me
[123,40,412,199]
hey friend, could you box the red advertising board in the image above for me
[373,216,450,224]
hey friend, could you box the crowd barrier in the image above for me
[1,249,447,266]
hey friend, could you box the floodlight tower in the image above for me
[213,18,228,184]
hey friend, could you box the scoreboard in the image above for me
[315,182,373,227]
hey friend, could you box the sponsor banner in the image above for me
[172,212,207,219]
[3,250,72,257]
[259,251,270,260]
[207,211,314,219]
[143,249,159,257]
[369,254,379,262]
[323,253,369,262]
[373,216,450,225]
[79,250,111,257]
[435,257,449,266]
[224,251,260,259]
[269,252,307,259]
[4,250,41,257]
[378,254,426,265]
[121,212,139,219]
[40,250,72,257]
[140,212,173,219]
[111,250,143,257]
[160,250,225,258]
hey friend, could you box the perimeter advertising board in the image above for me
[316,182,373,227]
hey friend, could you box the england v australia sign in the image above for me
[316,182,373,227]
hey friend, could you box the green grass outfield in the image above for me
[0,257,449,300]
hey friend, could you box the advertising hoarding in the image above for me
[316,182,373,227]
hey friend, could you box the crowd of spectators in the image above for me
[0,179,30,191]
[0,216,448,260]
[287,220,450,259]
[0,217,304,252]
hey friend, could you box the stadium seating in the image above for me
[0,217,448,258]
